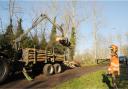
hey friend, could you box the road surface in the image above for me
[0,65,106,89]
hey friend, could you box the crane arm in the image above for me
[14,14,47,43]
[44,15,64,37]
[14,14,64,43]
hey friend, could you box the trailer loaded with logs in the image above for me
[0,14,75,84]
[22,48,67,75]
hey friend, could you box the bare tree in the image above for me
[9,0,15,24]
[8,0,23,33]
[61,1,87,61]
[121,45,128,56]
[116,33,122,55]
[92,2,104,62]
[0,17,4,33]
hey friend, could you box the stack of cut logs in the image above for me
[63,61,78,68]
[22,48,65,62]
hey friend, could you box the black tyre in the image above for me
[0,56,9,84]
[43,64,54,76]
[53,63,62,74]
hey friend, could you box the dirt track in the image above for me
[0,65,106,89]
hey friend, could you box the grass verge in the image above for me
[54,70,111,89]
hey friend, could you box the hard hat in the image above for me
[111,44,118,48]
[110,44,118,52]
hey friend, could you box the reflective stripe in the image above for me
[113,67,118,70]
[111,62,119,67]
[108,67,119,71]
[108,68,111,71]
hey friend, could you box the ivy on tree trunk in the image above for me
[69,26,76,61]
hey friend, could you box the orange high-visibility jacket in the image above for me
[108,45,120,76]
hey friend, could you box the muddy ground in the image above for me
[0,65,106,89]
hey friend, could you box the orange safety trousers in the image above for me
[108,55,120,76]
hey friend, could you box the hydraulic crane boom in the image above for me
[14,14,64,49]
[45,15,64,37]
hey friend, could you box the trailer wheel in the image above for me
[0,56,9,84]
[53,63,62,74]
[43,64,54,76]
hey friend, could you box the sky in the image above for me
[0,0,128,55]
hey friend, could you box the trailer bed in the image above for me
[22,48,65,63]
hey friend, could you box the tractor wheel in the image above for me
[43,64,54,76]
[0,56,9,84]
[53,63,62,74]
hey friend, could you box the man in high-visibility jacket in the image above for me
[108,44,120,77]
